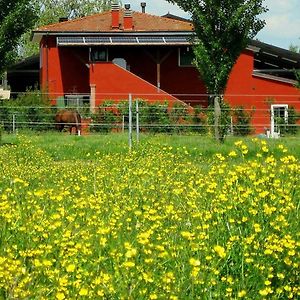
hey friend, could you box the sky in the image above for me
[129,0,300,50]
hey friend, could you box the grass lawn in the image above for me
[2,131,299,161]
[0,132,299,299]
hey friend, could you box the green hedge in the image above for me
[232,106,254,136]
[92,100,210,135]
[275,106,300,136]
[0,89,55,132]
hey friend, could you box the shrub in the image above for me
[0,102,11,131]
[271,106,299,136]
[91,101,122,133]
[0,89,54,132]
[90,100,209,135]
[0,122,2,144]
[232,106,253,136]
[77,103,92,119]
[280,106,300,135]
[191,105,208,134]
[139,101,171,133]
[169,102,191,134]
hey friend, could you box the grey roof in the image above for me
[250,40,300,80]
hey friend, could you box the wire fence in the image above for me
[1,92,299,141]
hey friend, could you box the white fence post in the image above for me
[128,94,132,149]
[136,99,139,143]
[12,114,16,133]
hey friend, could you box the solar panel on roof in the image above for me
[164,36,189,43]
[57,36,84,44]
[111,36,137,43]
[138,37,164,43]
[57,35,191,46]
[84,37,111,44]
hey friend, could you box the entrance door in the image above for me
[271,104,288,138]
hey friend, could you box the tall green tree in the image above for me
[166,0,267,141]
[289,38,300,54]
[289,45,300,54]
[289,39,300,89]
[34,0,114,22]
[0,0,36,74]
[19,0,117,58]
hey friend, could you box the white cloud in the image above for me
[264,15,300,39]
[263,0,298,13]
[257,0,300,48]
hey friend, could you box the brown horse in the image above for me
[55,110,81,135]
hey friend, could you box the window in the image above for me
[112,58,127,69]
[179,47,194,67]
[64,94,90,109]
[90,47,108,62]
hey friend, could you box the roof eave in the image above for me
[252,72,298,85]
[246,45,260,53]
[32,32,43,43]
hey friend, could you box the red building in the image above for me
[32,4,300,135]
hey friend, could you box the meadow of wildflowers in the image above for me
[0,135,299,299]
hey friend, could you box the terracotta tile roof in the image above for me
[35,10,194,32]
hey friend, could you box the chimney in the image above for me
[124,4,133,30]
[141,2,146,13]
[111,3,120,29]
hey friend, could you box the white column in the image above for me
[90,84,96,114]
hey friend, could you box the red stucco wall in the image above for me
[225,50,300,133]
[107,47,207,105]
[89,62,180,105]
[160,49,207,106]
[40,37,90,102]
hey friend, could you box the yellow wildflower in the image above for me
[56,292,65,300]
[66,264,76,273]
[189,258,200,267]
[79,288,89,296]
[213,245,226,258]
